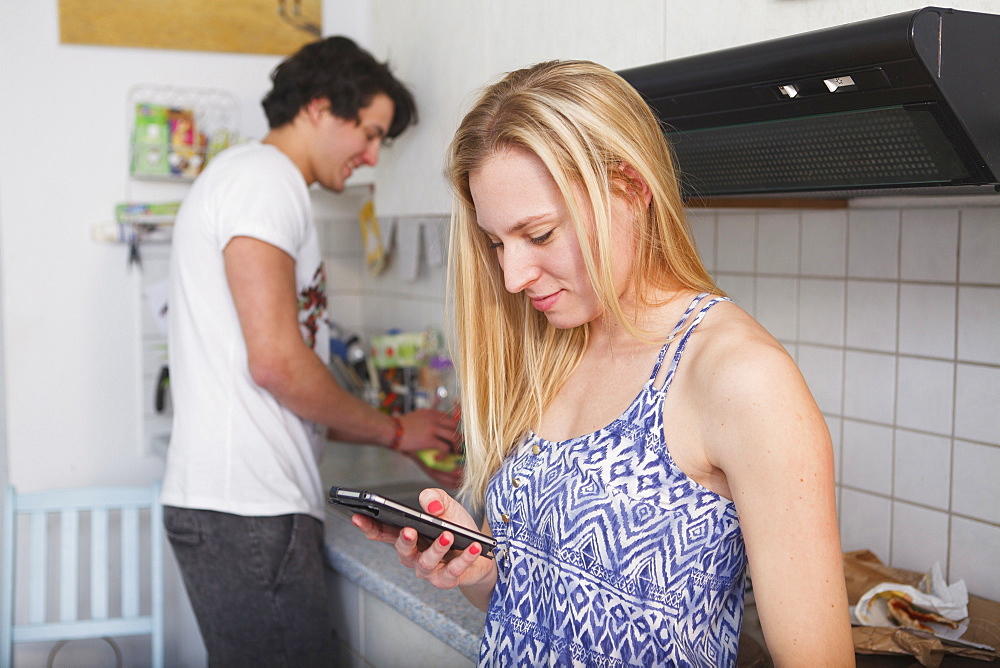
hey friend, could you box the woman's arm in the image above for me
[700,331,855,666]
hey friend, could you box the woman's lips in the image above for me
[530,290,561,312]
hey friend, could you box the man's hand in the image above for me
[395,409,463,489]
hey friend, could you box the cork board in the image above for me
[59,0,322,56]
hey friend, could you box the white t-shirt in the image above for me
[161,142,330,520]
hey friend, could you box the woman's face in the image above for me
[469,147,635,330]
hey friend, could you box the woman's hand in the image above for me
[351,488,497,609]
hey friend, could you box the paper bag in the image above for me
[844,550,1000,667]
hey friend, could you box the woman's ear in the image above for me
[617,162,653,209]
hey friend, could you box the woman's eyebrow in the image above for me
[504,212,553,235]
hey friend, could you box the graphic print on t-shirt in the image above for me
[298,263,326,350]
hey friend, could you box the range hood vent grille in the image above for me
[619,7,1000,198]
[672,105,969,195]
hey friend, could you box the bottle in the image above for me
[415,355,463,472]
[427,355,458,415]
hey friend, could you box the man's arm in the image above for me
[223,236,460,462]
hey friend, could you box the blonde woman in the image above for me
[354,60,854,667]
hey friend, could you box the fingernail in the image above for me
[469,543,481,556]
[427,500,443,514]
[438,533,450,547]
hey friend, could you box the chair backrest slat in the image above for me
[120,507,140,618]
[90,508,109,620]
[28,511,47,624]
[59,509,79,622]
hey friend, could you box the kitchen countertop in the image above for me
[319,442,485,662]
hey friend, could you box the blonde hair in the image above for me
[447,61,719,506]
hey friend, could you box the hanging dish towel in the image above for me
[359,198,387,277]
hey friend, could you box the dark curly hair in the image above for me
[261,35,417,138]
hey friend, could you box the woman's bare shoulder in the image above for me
[685,299,828,459]
[691,300,795,378]
[687,300,818,423]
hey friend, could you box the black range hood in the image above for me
[618,7,1000,199]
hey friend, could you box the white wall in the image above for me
[0,3,278,489]
[0,2,373,665]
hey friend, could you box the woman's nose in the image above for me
[501,247,540,294]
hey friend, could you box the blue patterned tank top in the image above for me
[480,294,746,667]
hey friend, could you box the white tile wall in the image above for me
[891,502,950,575]
[754,277,797,340]
[893,430,951,510]
[951,518,1000,600]
[845,280,897,352]
[952,440,1000,525]
[900,209,958,282]
[954,364,1000,445]
[757,212,799,274]
[708,202,1000,601]
[797,345,843,415]
[716,213,756,273]
[798,279,845,346]
[895,357,953,435]
[328,201,1000,602]
[959,208,1000,284]
[898,284,955,358]
[801,210,847,277]
[841,420,893,495]
[848,209,900,279]
[958,286,1000,364]
[840,488,892,560]
[320,193,451,340]
[843,351,896,424]
[687,209,717,273]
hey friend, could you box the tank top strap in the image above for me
[648,293,731,390]
[648,292,709,381]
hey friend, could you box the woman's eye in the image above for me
[529,230,553,245]
[488,240,503,250]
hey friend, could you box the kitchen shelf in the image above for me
[121,84,242,458]
[127,83,240,183]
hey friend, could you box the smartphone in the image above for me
[329,486,496,559]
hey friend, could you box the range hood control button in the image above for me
[777,84,799,98]
[824,75,858,92]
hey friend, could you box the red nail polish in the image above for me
[438,533,450,547]
[427,500,443,514]
[469,543,481,556]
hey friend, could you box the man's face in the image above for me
[312,92,394,192]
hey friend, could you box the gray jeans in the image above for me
[163,506,336,667]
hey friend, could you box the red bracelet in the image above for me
[389,417,403,450]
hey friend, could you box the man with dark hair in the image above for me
[161,36,459,665]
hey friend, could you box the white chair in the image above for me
[1,481,164,668]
